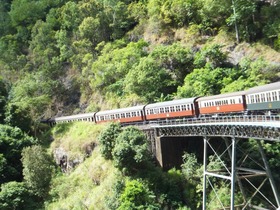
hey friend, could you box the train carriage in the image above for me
[95,105,145,124]
[197,91,246,115]
[145,98,198,120]
[54,112,96,124]
[245,81,280,114]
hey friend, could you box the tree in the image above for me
[85,39,148,99]
[150,43,195,86]
[159,0,201,27]
[117,179,159,210]
[181,153,202,209]
[21,145,55,197]
[5,104,32,134]
[177,67,236,97]
[0,0,13,37]
[193,44,228,69]
[226,0,258,41]
[199,0,232,35]
[0,125,37,184]
[0,77,7,123]
[124,57,176,102]
[0,181,36,210]
[98,122,122,160]
[112,127,150,175]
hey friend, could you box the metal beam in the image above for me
[230,136,236,210]
[203,136,208,210]
[257,141,280,208]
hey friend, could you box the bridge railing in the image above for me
[148,115,280,126]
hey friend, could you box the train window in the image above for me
[150,109,154,114]
[187,104,190,110]
[100,116,104,121]
[131,112,135,117]
[154,108,159,114]
[266,93,271,102]
[182,105,186,111]
[165,107,170,112]
[121,113,125,118]
[116,114,120,119]
[160,108,164,113]
[272,91,277,101]
[170,106,175,112]
[110,115,115,119]
[126,113,131,118]
[278,91,280,100]
[250,95,255,103]
[256,94,261,103]
[176,106,180,111]
[260,93,265,102]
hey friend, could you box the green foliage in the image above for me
[208,182,243,209]
[227,0,258,41]
[150,43,195,85]
[177,67,237,97]
[0,1,13,37]
[98,122,122,160]
[5,104,32,134]
[124,56,176,102]
[221,58,268,93]
[21,145,55,197]
[181,153,203,209]
[112,126,150,174]
[0,125,37,184]
[0,181,37,210]
[8,72,64,121]
[117,179,159,210]
[194,44,228,69]
[199,0,231,34]
[160,0,201,27]
[0,77,7,123]
[163,169,186,207]
[85,39,148,97]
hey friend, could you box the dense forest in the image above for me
[0,0,280,209]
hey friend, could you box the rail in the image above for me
[148,115,280,127]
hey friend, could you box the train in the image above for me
[49,81,280,125]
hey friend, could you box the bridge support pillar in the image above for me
[202,136,280,210]
[203,135,237,210]
[257,141,280,208]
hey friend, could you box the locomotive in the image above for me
[50,81,280,125]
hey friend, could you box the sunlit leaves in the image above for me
[118,179,159,210]
[112,127,150,175]
[22,145,55,197]
[98,122,122,160]
[124,56,175,102]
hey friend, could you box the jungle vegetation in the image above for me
[0,0,280,209]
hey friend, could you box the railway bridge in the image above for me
[140,115,280,210]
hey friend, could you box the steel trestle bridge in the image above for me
[141,115,280,210]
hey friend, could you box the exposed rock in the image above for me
[53,147,84,173]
